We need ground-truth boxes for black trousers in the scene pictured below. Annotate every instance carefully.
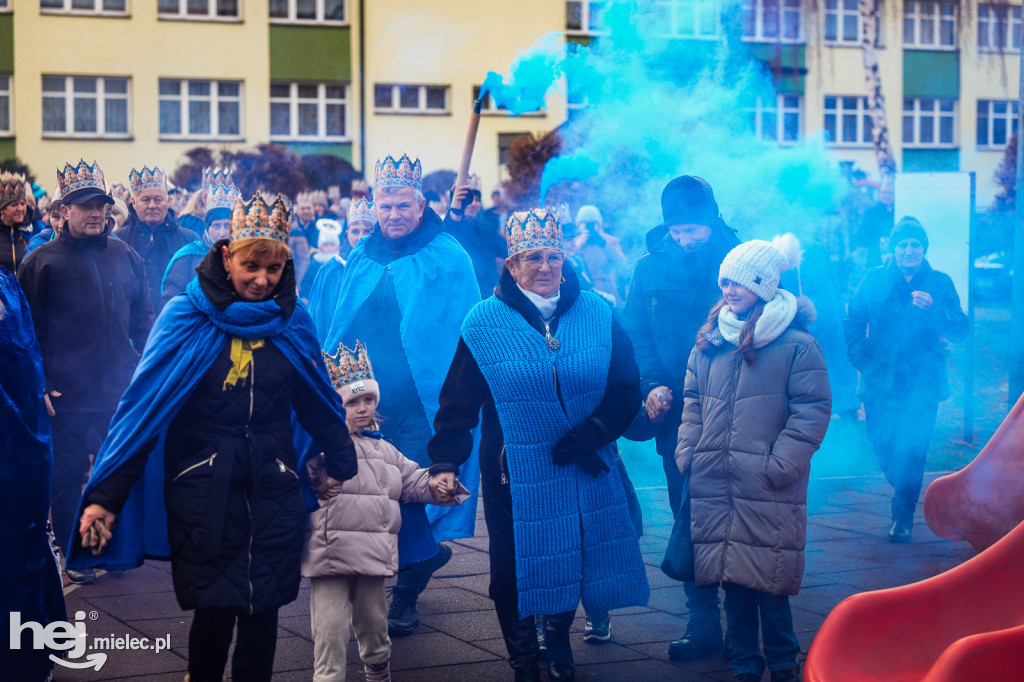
[188,607,278,682]
[654,401,686,516]
[50,409,112,554]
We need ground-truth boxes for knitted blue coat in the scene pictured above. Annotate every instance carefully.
[462,291,650,617]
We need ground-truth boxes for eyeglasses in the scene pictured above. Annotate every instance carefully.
[518,252,565,267]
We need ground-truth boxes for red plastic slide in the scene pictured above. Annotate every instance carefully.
[924,393,1024,551]
[804,519,1024,681]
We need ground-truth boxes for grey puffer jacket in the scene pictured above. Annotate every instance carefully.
[675,316,831,596]
[301,431,437,578]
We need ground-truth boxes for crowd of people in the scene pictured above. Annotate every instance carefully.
[1,153,968,682]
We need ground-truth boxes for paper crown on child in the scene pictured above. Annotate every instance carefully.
[322,341,380,403]
[374,154,422,191]
[0,171,26,208]
[230,191,292,244]
[128,166,167,194]
[56,160,113,205]
[506,209,563,257]
[203,168,241,214]
[347,198,376,225]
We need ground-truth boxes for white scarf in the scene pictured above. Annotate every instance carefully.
[717,290,798,349]
[517,283,560,321]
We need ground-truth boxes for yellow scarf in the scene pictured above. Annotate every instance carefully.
[223,337,265,390]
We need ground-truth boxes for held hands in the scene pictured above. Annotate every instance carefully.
[911,290,933,310]
[79,504,116,555]
[317,475,345,499]
[429,471,463,505]
[645,386,672,423]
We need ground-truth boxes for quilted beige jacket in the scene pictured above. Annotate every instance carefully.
[675,323,831,596]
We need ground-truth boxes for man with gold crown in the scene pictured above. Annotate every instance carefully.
[115,165,195,313]
[323,153,480,637]
[68,189,358,682]
[1,170,39,274]
[17,160,153,584]
[160,168,239,307]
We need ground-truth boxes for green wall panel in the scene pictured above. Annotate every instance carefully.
[903,148,959,172]
[0,14,13,73]
[903,50,959,98]
[269,25,351,82]
[746,43,806,94]
[281,141,352,162]
[0,139,16,162]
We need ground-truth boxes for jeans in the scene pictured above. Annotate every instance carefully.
[379,397,438,568]
[684,580,722,631]
[722,582,799,677]
[50,409,113,554]
[188,607,278,682]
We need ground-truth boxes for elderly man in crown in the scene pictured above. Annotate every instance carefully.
[17,160,154,584]
[322,153,481,637]
[115,165,196,314]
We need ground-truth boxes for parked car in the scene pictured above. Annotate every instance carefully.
[973,251,1013,302]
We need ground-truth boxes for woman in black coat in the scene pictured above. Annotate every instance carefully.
[844,217,968,542]
[73,195,357,682]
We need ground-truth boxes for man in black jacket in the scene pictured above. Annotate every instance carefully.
[1,171,36,274]
[18,161,153,582]
[114,166,195,315]
[621,175,739,661]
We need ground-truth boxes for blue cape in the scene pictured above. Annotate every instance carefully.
[323,229,482,540]
[306,254,346,340]
[159,239,207,294]
[67,277,348,571]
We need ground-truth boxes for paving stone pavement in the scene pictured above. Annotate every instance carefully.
[52,472,975,681]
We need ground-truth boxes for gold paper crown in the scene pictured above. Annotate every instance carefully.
[203,168,240,213]
[230,191,292,244]
[128,166,167,194]
[347,199,376,225]
[56,160,107,200]
[0,171,27,207]
[506,209,563,257]
[351,179,370,194]
[322,340,374,390]
[374,154,422,191]
[295,191,315,206]
[467,173,482,191]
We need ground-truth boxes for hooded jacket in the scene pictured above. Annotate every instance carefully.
[622,221,739,398]
[114,205,195,314]
[2,219,37,274]
[675,307,831,597]
[17,224,153,413]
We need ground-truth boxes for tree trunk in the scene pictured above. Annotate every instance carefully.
[860,0,897,181]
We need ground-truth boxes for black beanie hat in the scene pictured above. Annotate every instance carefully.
[661,175,720,226]
[890,216,929,253]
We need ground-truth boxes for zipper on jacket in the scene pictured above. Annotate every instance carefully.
[718,352,744,586]
[245,352,255,614]
[245,494,254,615]
[276,458,298,478]
[172,453,217,481]
[499,446,509,485]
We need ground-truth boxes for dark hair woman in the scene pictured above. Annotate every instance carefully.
[427,209,650,682]
[67,192,358,682]
[678,234,831,682]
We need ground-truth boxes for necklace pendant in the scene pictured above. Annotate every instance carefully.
[546,336,561,351]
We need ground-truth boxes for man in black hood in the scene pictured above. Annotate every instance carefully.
[621,175,739,661]
[18,161,153,584]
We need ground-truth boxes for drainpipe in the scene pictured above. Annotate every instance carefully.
[358,0,367,175]
[1013,21,1024,405]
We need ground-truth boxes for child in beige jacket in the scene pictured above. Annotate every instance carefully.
[303,341,468,682]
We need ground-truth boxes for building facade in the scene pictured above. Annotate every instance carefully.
[1,0,1020,206]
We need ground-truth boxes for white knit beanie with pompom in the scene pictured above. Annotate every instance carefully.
[718,233,803,301]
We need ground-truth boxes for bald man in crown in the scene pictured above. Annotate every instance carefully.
[323,154,480,637]
[115,166,196,313]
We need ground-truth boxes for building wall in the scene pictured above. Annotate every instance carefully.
[0,9,14,161]
[13,1,270,187]
[360,0,565,196]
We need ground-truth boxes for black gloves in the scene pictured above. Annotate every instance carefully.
[551,419,611,478]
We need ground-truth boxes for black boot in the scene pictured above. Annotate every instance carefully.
[388,543,453,637]
[494,599,541,681]
[545,610,576,681]
[668,621,724,661]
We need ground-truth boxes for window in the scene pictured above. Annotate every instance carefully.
[977,100,1018,147]
[40,0,127,15]
[978,4,1021,51]
[824,0,861,43]
[824,96,874,146]
[0,75,11,135]
[747,94,801,143]
[373,84,449,114]
[269,0,345,23]
[42,75,130,138]
[653,0,721,38]
[270,83,347,140]
[903,1,957,48]
[902,98,957,146]
[159,79,242,140]
[742,0,801,42]
[472,86,544,116]
[566,0,605,34]
[0,0,9,10]
[157,0,239,19]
